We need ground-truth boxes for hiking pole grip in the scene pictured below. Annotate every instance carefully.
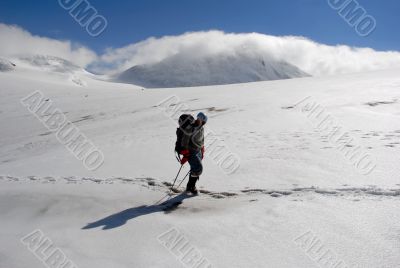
[175,150,182,163]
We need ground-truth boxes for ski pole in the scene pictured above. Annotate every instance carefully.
[170,164,183,190]
[175,171,190,189]
[153,166,186,205]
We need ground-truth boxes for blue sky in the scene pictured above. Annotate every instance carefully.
[0,0,398,53]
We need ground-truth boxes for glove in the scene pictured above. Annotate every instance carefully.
[181,157,188,165]
[180,149,190,165]
[201,146,205,159]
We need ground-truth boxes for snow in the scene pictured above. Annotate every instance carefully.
[0,61,399,267]
[114,51,309,88]
[15,55,82,73]
[0,58,16,72]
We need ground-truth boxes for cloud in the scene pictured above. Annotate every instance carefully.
[0,23,97,67]
[1,23,400,76]
[92,30,400,76]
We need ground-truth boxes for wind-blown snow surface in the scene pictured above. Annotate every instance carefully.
[115,51,309,88]
[0,65,400,267]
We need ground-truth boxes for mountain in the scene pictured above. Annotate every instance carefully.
[16,55,82,73]
[114,51,309,88]
[0,58,16,72]
[6,55,95,87]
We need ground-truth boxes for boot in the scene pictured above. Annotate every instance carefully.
[186,175,198,195]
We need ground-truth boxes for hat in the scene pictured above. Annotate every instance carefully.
[197,112,208,123]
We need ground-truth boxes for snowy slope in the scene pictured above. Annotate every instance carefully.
[0,66,399,268]
[114,51,309,88]
[15,55,83,73]
[3,55,102,87]
[0,58,16,72]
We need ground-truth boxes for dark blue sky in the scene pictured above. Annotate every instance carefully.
[0,0,398,53]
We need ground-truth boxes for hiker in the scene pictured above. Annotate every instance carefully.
[175,112,208,194]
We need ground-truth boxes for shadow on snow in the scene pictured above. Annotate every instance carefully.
[82,193,194,230]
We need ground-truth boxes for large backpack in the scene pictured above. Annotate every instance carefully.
[175,114,194,153]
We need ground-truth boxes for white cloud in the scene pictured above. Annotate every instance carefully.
[1,24,400,76]
[0,23,97,67]
[92,30,400,76]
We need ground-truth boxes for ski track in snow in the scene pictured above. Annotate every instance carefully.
[1,175,399,201]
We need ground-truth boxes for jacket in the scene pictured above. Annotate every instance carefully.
[181,124,204,151]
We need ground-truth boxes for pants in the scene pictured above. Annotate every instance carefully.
[188,150,203,177]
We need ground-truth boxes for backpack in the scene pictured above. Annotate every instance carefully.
[175,114,194,153]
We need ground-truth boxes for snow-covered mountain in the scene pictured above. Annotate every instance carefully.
[16,55,83,73]
[115,51,309,88]
[0,58,16,72]
[5,55,95,87]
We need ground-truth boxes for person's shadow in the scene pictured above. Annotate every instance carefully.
[82,193,194,230]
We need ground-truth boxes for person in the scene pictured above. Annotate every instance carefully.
[176,112,207,194]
